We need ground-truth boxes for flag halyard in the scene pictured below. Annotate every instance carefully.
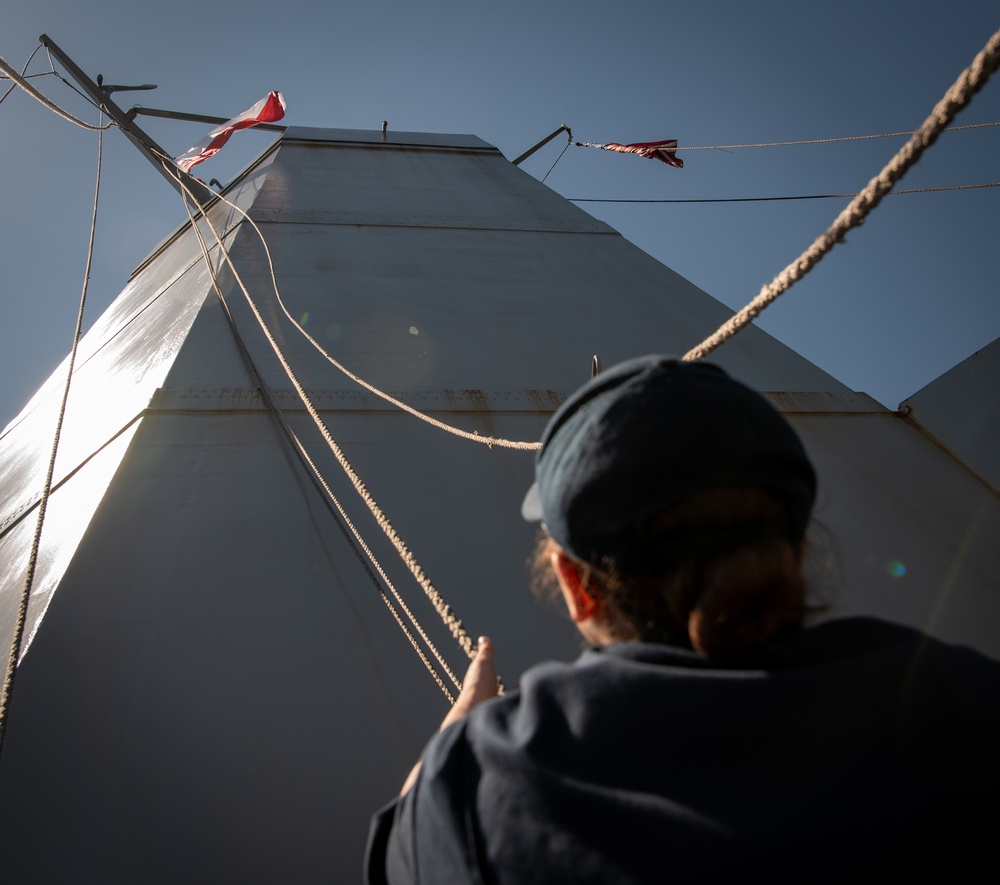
[579,138,683,168]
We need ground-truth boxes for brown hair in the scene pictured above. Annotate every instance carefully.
[532,488,819,658]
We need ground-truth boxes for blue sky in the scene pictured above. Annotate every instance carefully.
[1,1,997,426]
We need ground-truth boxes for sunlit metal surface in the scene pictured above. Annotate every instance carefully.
[0,128,996,883]
[0,153,276,667]
[787,403,1000,651]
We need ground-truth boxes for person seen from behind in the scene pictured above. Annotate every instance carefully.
[366,355,1000,884]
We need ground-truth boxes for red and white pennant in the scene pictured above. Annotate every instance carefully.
[175,91,286,173]
[577,138,683,168]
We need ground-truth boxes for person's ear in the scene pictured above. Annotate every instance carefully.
[551,550,603,623]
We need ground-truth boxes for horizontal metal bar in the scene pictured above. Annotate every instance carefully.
[129,105,286,132]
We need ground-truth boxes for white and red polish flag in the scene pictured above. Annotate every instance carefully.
[577,138,683,168]
[174,91,286,173]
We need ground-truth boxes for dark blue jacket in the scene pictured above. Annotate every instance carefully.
[367,618,1000,883]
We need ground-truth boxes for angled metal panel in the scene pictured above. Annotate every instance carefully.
[0,154,277,663]
[792,410,1000,655]
[900,336,1000,492]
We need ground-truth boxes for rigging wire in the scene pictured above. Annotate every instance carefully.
[682,24,1000,362]
[537,120,999,183]
[160,158,493,694]
[571,181,1000,203]
[42,46,112,115]
[0,112,105,763]
[540,139,571,184]
[174,188,461,700]
[676,120,1000,151]
[0,43,43,108]
[0,51,113,131]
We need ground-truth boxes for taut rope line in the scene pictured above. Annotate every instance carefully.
[683,25,1000,362]
[0,113,104,762]
[161,159,486,678]
[194,185,541,451]
[175,188,461,699]
[281,424,461,700]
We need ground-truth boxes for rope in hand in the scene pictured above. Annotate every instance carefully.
[0,113,104,763]
[0,51,113,131]
[161,159,495,691]
[682,25,1000,362]
[175,185,463,700]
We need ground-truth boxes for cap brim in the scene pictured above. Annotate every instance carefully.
[521,482,543,522]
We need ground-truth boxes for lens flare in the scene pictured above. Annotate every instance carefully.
[886,560,906,578]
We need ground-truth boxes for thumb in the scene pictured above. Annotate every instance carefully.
[464,636,497,702]
[440,636,498,730]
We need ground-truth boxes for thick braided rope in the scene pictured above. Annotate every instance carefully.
[164,165,478,662]
[0,116,104,761]
[683,25,1000,362]
[177,190,462,700]
[0,53,113,130]
[181,198,462,699]
[282,426,462,697]
[201,187,540,451]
